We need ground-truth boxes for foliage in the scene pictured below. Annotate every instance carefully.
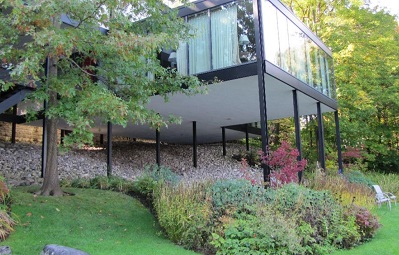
[283,0,399,173]
[153,182,213,252]
[366,171,399,195]
[345,205,380,242]
[0,0,203,195]
[211,206,304,255]
[264,183,361,251]
[232,150,260,167]
[306,168,375,208]
[261,141,307,188]
[132,165,180,198]
[344,170,374,187]
[0,178,14,241]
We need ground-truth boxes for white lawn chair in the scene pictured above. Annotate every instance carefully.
[372,185,397,210]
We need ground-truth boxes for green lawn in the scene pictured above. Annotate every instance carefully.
[2,187,199,255]
[333,204,399,255]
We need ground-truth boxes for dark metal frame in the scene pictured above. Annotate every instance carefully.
[193,121,197,167]
[156,129,161,166]
[292,90,303,181]
[317,102,326,170]
[335,110,343,173]
[107,121,112,177]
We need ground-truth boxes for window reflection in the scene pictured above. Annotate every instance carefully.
[262,0,336,100]
[176,0,256,75]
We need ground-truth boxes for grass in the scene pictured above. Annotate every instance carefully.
[1,186,199,255]
[332,204,399,255]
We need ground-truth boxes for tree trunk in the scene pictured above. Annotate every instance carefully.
[40,92,63,196]
[40,21,63,196]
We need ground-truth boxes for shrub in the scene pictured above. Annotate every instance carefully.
[264,183,361,251]
[0,178,15,241]
[211,206,305,255]
[210,179,265,216]
[345,170,374,187]
[260,141,307,188]
[306,168,375,209]
[345,205,380,242]
[153,182,212,251]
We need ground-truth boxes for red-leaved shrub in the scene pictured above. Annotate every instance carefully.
[260,141,307,188]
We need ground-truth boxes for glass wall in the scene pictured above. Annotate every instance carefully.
[176,0,256,75]
[262,0,336,99]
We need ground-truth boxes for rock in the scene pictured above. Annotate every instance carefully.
[41,244,90,255]
[0,246,11,255]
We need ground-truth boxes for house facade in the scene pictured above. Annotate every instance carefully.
[0,0,343,179]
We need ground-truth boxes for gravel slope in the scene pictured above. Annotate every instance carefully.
[0,141,262,187]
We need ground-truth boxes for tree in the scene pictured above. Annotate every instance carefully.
[0,0,203,195]
[282,0,399,172]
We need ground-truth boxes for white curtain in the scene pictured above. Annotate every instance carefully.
[211,5,239,69]
[188,14,211,74]
[176,41,188,75]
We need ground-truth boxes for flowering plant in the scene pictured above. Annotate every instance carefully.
[260,141,307,188]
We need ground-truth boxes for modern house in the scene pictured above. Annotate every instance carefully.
[0,0,343,180]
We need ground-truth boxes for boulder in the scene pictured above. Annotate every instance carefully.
[41,245,90,255]
[0,246,11,255]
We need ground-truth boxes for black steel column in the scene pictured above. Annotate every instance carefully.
[107,121,112,177]
[317,102,326,170]
[193,121,197,168]
[335,110,344,173]
[156,129,161,166]
[100,134,104,145]
[245,124,250,151]
[11,105,17,144]
[222,127,226,156]
[293,90,303,182]
[254,0,270,183]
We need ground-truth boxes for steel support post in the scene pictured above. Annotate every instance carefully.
[107,121,112,177]
[245,124,250,151]
[254,0,270,183]
[317,102,326,170]
[335,110,344,173]
[222,127,226,156]
[193,121,197,168]
[293,90,303,182]
[11,105,17,143]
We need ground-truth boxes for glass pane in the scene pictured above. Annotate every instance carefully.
[188,12,211,74]
[276,11,291,73]
[211,4,240,69]
[263,1,280,66]
[237,0,256,62]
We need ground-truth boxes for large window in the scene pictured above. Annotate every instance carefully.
[176,0,256,75]
[262,0,336,99]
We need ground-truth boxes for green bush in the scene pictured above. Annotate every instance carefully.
[153,182,212,252]
[210,179,265,216]
[211,206,305,255]
[345,205,380,242]
[345,170,374,187]
[264,184,361,251]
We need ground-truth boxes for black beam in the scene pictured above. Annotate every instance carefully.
[225,124,261,135]
[335,110,344,173]
[254,0,270,184]
[11,105,17,143]
[107,121,112,177]
[193,121,197,168]
[0,88,31,115]
[222,127,226,156]
[0,111,44,123]
[317,102,326,170]
[156,129,161,166]
[293,90,303,182]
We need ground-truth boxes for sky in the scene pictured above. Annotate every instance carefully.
[370,0,399,17]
